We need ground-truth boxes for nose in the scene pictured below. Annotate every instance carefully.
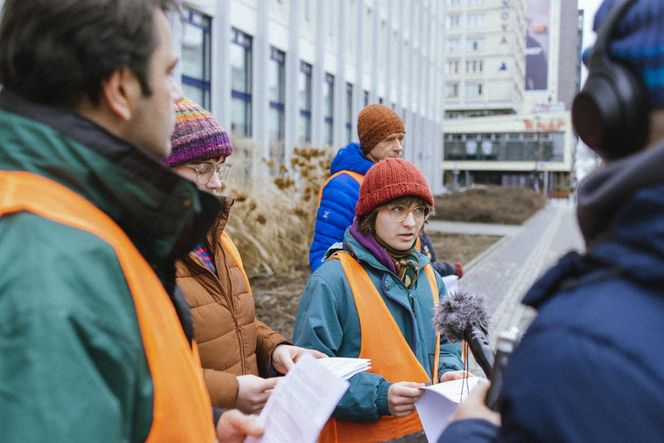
[171,79,183,103]
[393,139,404,155]
[206,171,222,194]
[402,210,417,227]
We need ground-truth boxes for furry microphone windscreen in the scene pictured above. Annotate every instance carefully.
[435,289,490,342]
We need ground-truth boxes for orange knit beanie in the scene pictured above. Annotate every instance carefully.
[357,104,405,155]
[355,158,433,217]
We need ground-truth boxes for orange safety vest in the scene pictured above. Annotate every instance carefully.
[318,252,440,443]
[0,170,215,442]
[317,170,365,203]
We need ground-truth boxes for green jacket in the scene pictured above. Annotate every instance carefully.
[0,91,219,442]
[293,227,463,422]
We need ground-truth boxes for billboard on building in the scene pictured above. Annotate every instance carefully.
[525,0,551,91]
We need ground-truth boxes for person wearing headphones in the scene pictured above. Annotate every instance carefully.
[439,0,664,441]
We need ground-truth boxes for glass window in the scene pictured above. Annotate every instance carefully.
[363,90,370,107]
[298,61,313,145]
[446,60,460,75]
[324,73,334,146]
[467,13,485,28]
[231,28,253,138]
[466,60,483,73]
[465,82,483,97]
[181,8,212,109]
[467,37,484,52]
[446,37,460,53]
[269,47,286,165]
[446,82,459,98]
[345,82,353,143]
[447,14,461,28]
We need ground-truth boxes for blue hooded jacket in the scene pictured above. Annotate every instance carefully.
[440,140,664,442]
[309,143,374,271]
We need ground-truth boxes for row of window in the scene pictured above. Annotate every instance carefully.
[447,0,486,6]
[444,132,565,162]
[446,12,485,29]
[446,36,485,54]
[445,82,483,99]
[446,60,484,75]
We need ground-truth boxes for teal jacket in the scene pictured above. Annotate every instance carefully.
[293,228,463,422]
[0,91,219,441]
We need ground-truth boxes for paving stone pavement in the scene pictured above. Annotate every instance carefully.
[428,199,585,376]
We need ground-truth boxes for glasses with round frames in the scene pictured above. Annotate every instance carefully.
[385,203,429,223]
[184,162,232,185]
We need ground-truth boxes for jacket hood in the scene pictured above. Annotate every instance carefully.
[526,141,664,307]
[330,142,374,175]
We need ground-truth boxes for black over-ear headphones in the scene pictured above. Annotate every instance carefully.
[572,0,649,160]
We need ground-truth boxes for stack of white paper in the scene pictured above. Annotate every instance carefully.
[245,354,350,443]
[316,357,371,380]
[414,377,481,442]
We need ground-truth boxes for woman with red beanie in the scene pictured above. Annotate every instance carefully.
[293,158,465,443]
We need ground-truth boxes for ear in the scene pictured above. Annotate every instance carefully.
[100,67,142,122]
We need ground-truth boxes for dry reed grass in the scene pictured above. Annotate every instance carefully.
[223,138,331,277]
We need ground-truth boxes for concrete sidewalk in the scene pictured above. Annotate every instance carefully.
[430,199,584,373]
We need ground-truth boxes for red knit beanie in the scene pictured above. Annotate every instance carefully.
[357,104,405,155]
[356,158,433,217]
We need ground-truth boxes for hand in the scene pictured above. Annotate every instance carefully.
[387,382,425,417]
[448,379,501,426]
[236,374,280,414]
[271,344,327,374]
[439,370,475,382]
[216,409,264,443]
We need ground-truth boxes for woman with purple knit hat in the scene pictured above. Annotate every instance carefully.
[165,98,324,415]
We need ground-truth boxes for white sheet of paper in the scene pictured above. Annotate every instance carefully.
[244,353,349,443]
[415,377,480,442]
[316,357,371,380]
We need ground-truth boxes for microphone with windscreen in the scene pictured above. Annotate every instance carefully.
[435,289,494,378]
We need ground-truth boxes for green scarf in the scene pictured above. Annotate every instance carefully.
[375,237,420,289]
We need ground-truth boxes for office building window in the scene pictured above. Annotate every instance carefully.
[181,8,212,109]
[446,82,459,98]
[467,13,485,28]
[231,28,252,137]
[446,60,460,75]
[447,14,461,28]
[298,61,313,145]
[363,90,370,107]
[466,60,483,73]
[446,37,460,53]
[324,73,334,146]
[467,37,484,52]
[447,0,461,5]
[345,82,353,143]
[268,47,286,165]
[465,82,483,97]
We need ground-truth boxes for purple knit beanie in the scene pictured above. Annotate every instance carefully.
[163,97,233,167]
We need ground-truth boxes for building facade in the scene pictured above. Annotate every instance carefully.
[176,0,448,193]
[442,0,582,196]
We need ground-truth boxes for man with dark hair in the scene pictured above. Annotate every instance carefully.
[0,1,261,441]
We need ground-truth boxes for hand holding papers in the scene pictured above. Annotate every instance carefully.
[414,377,480,442]
[245,355,370,443]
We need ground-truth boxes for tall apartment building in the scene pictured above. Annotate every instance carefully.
[172,0,448,193]
[442,0,582,196]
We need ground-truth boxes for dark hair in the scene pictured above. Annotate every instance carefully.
[0,0,179,108]
[357,196,434,235]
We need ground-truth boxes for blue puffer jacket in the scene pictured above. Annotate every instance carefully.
[295,227,463,422]
[309,143,374,271]
[441,141,664,442]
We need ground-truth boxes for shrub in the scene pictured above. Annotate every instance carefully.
[223,139,331,277]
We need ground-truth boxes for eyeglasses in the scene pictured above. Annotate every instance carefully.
[385,203,430,223]
[184,162,232,185]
